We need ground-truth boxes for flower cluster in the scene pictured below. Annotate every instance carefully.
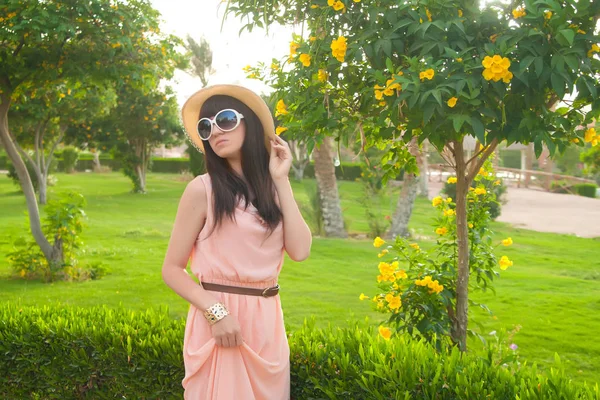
[482,55,513,83]
[299,53,311,67]
[374,74,402,101]
[327,0,345,11]
[512,7,526,19]
[587,44,599,58]
[275,99,288,117]
[419,68,434,81]
[585,128,598,146]
[415,276,444,294]
[330,36,347,62]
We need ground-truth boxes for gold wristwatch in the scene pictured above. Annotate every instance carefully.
[204,302,229,325]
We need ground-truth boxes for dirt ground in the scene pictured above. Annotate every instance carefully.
[428,181,600,239]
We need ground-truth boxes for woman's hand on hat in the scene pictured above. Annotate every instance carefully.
[269,136,292,182]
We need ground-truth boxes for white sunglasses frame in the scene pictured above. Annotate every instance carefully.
[197,109,245,141]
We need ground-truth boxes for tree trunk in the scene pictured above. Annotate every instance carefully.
[453,139,470,351]
[388,136,420,239]
[0,90,62,268]
[92,151,102,171]
[388,173,418,238]
[312,137,347,238]
[290,139,309,182]
[418,140,429,197]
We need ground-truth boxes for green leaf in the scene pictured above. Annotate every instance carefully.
[564,55,579,72]
[550,54,565,74]
[382,39,392,58]
[423,103,435,124]
[551,73,565,99]
[432,90,442,107]
[470,116,485,143]
[519,56,535,73]
[451,114,468,133]
[534,57,544,77]
[556,29,575,47]
[385,57,393,72]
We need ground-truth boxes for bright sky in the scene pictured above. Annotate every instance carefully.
[150,0,296,107]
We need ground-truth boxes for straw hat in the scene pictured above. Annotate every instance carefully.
[181,84,276,154]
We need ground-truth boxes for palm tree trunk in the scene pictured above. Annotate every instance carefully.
[312,137,347,238]
[388,136,420,238]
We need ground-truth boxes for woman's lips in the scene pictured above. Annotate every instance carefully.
[214,139,228,146]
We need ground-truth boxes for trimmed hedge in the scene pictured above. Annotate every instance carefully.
[1,303,597,399]
[551,181,598,198]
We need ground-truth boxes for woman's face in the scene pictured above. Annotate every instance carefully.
[206,110,246,160]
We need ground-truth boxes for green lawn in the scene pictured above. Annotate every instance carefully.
[1,172,599,385]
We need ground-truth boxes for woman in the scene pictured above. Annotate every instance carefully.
[162,84,312,400]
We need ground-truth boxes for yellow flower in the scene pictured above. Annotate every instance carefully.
[499,255,513,270]
[378,262,395,277]
[379,101,386,106]
[359,293,369,300]
[544,10,552,19]
[379,326,392,340]
[332,1,345,11]
[299,53,311,67]
[432,196,443,207]
[59,93,66,99]
[482,55,512,83]
[391,261,399,269]
[584,128,597,143]
[447,176,457,184]
[443,209,456,217]
[468,223,474,228]
[373,236,385,248]
[458,9,463,17]
[425,8,432,21]
[374,90,383,100]
[242,65,252,72]
[587,44,600,57]
[447,97,458,108]
[19,269,26,277]
[327,0,335,5]
[409,243,420,251]
[512,7,526,19]
[289,41,300,57]
[445,197,452,203]
[310,4,319,8]
[388,295,402,310]
[395,269,408,279]
[419,68,435,81]
[331,36,347,62]
[386,79,401,91]
[309,36,317,42]
[578,29,586,34]
[435,227,448,235]
[318,69,328,82]
[494,180,501,185]
[271,62,279,70]
[276,126,288,135]
[474,187,487,195]
[275,99,288,117]
[378,249,389,258]
[383,87,394,96]
[456,57,463,63]
[502,237,513,246]
[353,0,361,2]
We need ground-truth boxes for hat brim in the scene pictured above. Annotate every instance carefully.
[181,84,276,154]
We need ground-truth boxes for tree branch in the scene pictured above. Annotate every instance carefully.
[466,137,499,183]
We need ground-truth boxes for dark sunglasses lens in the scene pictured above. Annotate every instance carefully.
[216,110,238,131]
[198,119,212,139]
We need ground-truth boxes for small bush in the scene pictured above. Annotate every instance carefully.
[0,305,598,400]
[574,183,597,198]
[186,145,206,176]
[551,181,598,198]
[61,146,80,173]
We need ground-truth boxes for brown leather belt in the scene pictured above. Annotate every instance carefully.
[201,282,280,297]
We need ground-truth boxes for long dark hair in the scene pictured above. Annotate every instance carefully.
[200,95,282,235]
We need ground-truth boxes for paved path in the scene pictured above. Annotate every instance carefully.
[428,181,600,238]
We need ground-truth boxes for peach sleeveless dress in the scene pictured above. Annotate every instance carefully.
[182,173,290,400]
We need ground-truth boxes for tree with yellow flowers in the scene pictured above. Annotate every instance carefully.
[227,0,600,350]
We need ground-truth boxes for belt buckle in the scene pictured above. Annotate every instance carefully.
[262,284,280,297]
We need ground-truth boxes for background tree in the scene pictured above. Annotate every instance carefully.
[185,35,215,87]
[0,0,183,270]
[227,0,600,350]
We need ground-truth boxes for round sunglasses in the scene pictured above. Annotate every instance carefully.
[197,109,245,141]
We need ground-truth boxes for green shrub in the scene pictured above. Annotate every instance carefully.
[0,152,7,170]
[551,182,598,198]
[186,145,206,176]
[149,157,190,174]
[442,174,507,220]
[61,146,80,174]
[574,183,597,198]
[0,304,598,400]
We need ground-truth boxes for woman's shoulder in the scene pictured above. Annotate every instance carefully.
[183,173,211,203]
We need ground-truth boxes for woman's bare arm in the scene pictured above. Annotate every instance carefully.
[161,177,220,311]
